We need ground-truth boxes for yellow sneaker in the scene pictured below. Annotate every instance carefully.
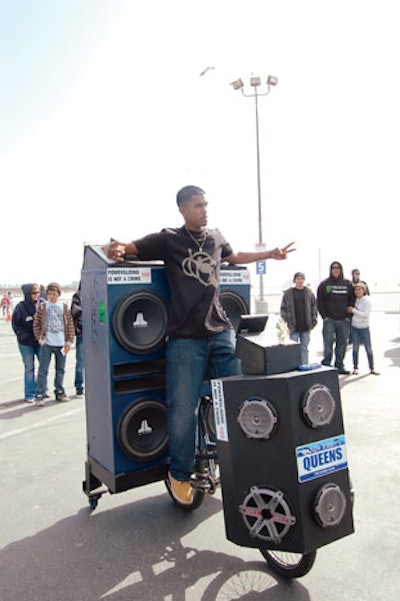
[168,472,194,505]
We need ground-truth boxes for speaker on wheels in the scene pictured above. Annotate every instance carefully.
[211,367,354,554]
[81,245,171,495]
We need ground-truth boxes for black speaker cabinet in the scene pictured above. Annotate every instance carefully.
[211,367,354,554]
[81,245,171,494]
[236,331,302,375]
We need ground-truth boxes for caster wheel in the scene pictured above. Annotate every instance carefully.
[89,497,98,510]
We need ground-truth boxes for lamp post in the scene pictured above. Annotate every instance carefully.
[231,75,278,312]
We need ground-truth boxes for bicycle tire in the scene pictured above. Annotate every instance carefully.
[201,561,280,600]
[260,548,317,579]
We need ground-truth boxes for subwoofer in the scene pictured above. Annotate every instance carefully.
[112,291,168,353]
[211,367,354,554]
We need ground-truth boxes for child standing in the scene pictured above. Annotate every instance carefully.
[347,282,379,376]
[33,282,75,406]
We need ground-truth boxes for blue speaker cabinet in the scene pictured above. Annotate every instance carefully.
[81,245,251,500]
[220,265,251,331]
[81,245,171,496]
[211,367,354,554]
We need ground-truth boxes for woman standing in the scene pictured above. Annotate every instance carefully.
[347,283,379,375]
[11,284,44,403]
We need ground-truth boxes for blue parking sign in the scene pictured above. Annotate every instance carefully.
[256,261,266,275]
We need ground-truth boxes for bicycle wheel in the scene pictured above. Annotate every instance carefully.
[260,548,317,579]
[201,562,279,600]
[164,478,205,511]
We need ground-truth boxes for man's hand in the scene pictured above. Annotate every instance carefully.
[270,241,296,260]
[102,240,127,262]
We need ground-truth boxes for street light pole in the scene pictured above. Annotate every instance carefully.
[231,75,278,311]
[254,87,263,247]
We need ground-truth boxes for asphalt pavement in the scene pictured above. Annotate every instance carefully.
[0,311,399,600]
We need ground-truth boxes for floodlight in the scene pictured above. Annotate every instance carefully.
[267,75,278,86]
[231,78,244,90]
[250,76,262,87]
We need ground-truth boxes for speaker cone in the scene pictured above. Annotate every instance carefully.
[302,384,336,428]
[113,291,168,353]
[239,487,296,543]
[314,483,347,527]
[117,398,168,461]
[220,290,249,332]
[237,398,278,439]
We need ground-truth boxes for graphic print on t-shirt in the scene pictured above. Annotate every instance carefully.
[181,249,218,288]
[47,303,64,333]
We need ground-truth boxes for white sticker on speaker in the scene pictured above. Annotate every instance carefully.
[107,268,152,284]
[220,269,250,285]
[211,380,229,441]
[296,435,348,483]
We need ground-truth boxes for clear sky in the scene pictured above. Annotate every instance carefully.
[1,0,398,291]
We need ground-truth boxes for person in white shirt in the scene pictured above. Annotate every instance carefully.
[347,283,379,375]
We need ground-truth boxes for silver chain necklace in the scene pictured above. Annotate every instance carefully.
[185,226,208,252]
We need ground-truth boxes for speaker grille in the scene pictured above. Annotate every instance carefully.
[302,384,336,428]
[237,398,278,439]
[314,483,347,527]
[239,487,296,543]
[117,398,168,461]
[112,291,168,353]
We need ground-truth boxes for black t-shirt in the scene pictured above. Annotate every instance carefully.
[134,227,234,338]
[292,287,308,332]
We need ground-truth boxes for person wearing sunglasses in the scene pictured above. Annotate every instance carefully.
[317,261,354,375]
[11,284,44,403]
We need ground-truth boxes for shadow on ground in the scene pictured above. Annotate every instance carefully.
[0,494,310,601]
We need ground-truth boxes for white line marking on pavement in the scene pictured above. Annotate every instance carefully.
[0,406,85,440]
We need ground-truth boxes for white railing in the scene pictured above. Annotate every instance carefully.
[252,290,400,315]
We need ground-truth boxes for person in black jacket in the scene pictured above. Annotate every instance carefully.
[12,283,44,403]
[317,261,354,374]
[71,285,84,398]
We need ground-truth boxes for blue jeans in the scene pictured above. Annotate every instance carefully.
[74,335,84,391]
[289,331,310,365]
[36,345,66,396]
[322,319,350,370]
[351,326,374,370]
[18,343,40,400]
[166,329,240,481]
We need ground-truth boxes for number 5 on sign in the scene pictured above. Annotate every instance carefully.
[256,261,266,275]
